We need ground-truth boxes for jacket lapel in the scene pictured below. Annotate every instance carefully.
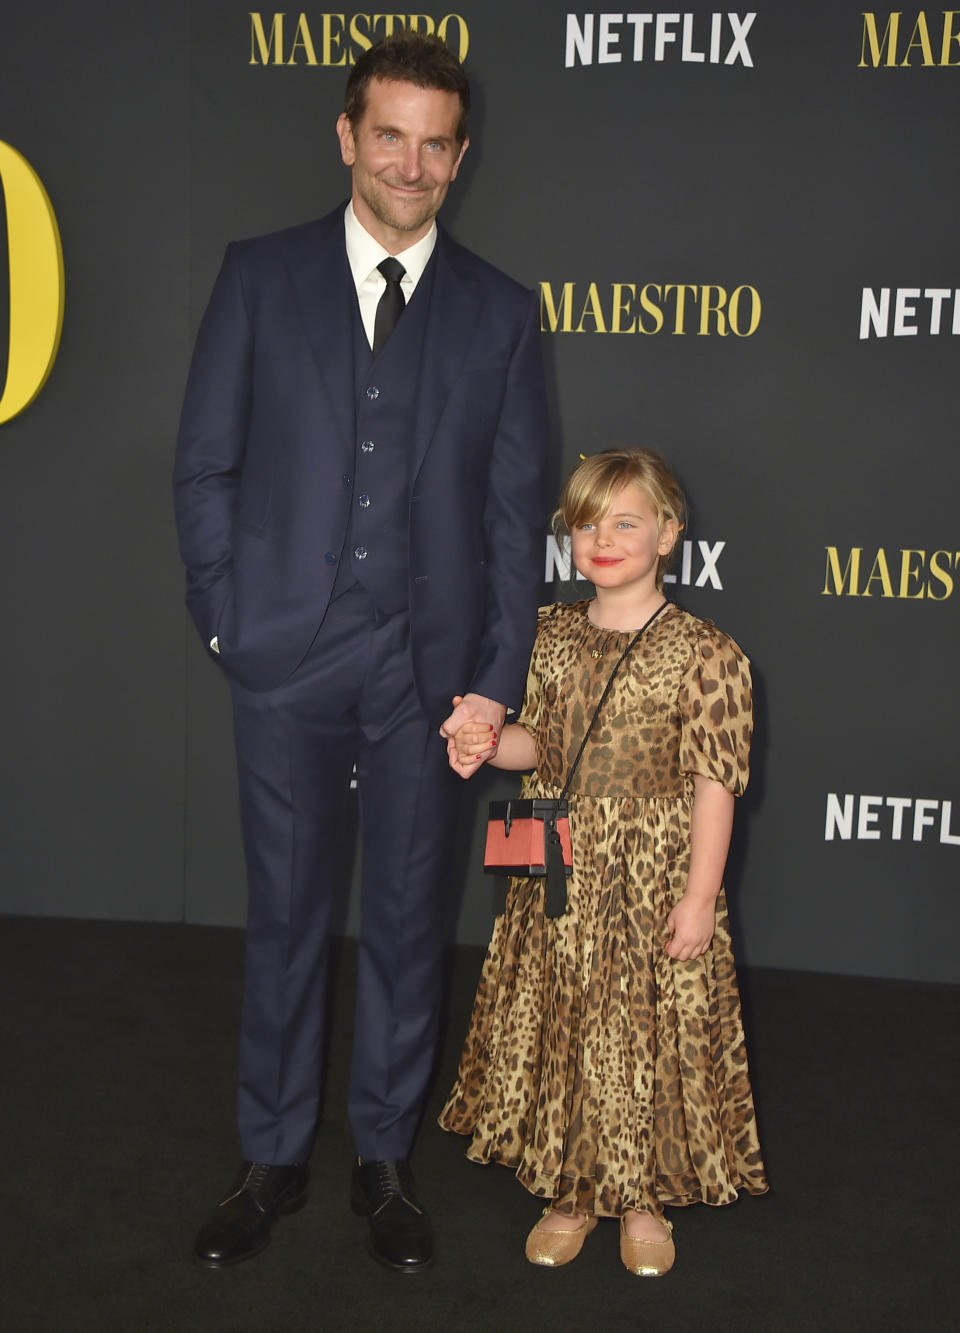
[411,228,484,478]
[280,209,355,449]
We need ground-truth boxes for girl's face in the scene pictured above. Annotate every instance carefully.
[570,481,677,596]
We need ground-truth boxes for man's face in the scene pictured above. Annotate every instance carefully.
[336,77,468,252]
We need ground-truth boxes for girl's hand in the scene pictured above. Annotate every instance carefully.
[441,694,501,779]
[455,721,498,760]
[446,734,484,778]
[445,715,498,779]
[664,893,716,961]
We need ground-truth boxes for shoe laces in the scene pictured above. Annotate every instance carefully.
[372,1159,421,1214]
[243,1162,272,1190]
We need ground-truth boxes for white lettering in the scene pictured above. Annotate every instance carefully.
[679,11,704,60]
[886,795,912,840]
[564,12,756,68]
[545,534,575,581]
[598,12,623,62]
[565,13,595,66]
[860,287,889,338]
[825,792,854,840]
[893,287,920,337]
[726,11,756,66]
[710,10,722,60]
[925,287,951,334]
[695,539,725,589]
[857,795,883,840]
[654,12,680,60]
[827,793,960,845]
[941,800,960,846]
[913,798,939,841]
[626,13,652,59]
[861,287,960,339]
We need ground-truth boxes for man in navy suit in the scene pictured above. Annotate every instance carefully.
[174,31,547,1271]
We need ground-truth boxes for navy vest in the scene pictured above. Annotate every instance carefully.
[332,255,437,614]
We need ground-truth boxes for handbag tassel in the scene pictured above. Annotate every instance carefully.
[544,814,567,918]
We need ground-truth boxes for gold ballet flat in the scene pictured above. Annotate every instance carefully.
[525,1208,598,1267]
[619,1214,675,1277]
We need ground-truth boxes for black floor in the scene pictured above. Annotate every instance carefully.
[1,917,956,1332]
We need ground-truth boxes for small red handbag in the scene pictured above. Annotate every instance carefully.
[481,600,669,918]
[483,798,572,876]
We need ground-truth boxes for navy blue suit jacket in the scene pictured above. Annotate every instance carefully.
[174,206,548,722]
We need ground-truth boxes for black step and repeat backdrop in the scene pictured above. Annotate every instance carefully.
[1,3,957,982]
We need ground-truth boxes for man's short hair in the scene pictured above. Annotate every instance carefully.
[343,31,470,145]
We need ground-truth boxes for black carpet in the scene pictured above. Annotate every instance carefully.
[1,917,956,1332]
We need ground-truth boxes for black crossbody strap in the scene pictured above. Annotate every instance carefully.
[557,599,669,805]
[542,599,669,918]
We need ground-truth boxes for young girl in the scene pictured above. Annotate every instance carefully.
[439,449,767,1276]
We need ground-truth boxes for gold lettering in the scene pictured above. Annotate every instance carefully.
[373,14,406,40]
[901,10,934,63]
[729,284,761,336]
[249,11,285,65]
[576,282,607,334]
[320,13,347,65]
[349,12,373,58]
[928,550,956,599]
[822,546,862,596]
[288,12,318,64]
[539,282,575,333]
[859,11,902,66]
[0,141,66,425]
[537,280,760,337]
[637,284,664,335]
[898,548,926,598]
[406,13,436,36]
[610,283,637,334]
[436,14,469,61]
[698,284,728,336]
[863,548,894,598]
[663,284,698,335]
[941,9,960,62]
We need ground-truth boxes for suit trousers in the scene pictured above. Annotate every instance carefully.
[228,586,460,1165]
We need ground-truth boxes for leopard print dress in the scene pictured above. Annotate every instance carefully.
[439,600,768,1218]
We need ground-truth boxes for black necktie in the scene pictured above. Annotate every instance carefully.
[372,258,406,354]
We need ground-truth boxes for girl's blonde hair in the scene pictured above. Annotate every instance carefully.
[553,448,687,590]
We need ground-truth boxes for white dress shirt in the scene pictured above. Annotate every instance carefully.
[343,199,438,348]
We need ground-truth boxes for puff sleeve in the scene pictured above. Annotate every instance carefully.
[678,625,752,796]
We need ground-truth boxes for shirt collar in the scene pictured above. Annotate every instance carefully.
[343,200,437,290]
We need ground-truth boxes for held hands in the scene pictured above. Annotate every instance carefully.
[664,892,717,961]
[440,694,506,780]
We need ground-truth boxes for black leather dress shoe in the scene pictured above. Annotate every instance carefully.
[194,1161,309,1267]
[350,1157,433,1271]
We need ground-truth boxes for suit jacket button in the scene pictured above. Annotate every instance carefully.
[342,474,351,487]
[354,546,368,560]
[324,552,336,566]
[358,494,371,508]
[361,439,375,453]
[366,385,380,400]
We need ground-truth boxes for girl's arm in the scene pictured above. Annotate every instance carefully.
[665,775,734,961]
[446,720,537,777]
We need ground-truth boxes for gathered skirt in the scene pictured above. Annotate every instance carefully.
[439,789,768,1218]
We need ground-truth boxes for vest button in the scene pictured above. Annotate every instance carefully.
[354,546,368,560]
[361,439,375,453]
[324,552,336,566]
[341,474,351,487]
[366,385,380,400]
[358,494,371,509]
